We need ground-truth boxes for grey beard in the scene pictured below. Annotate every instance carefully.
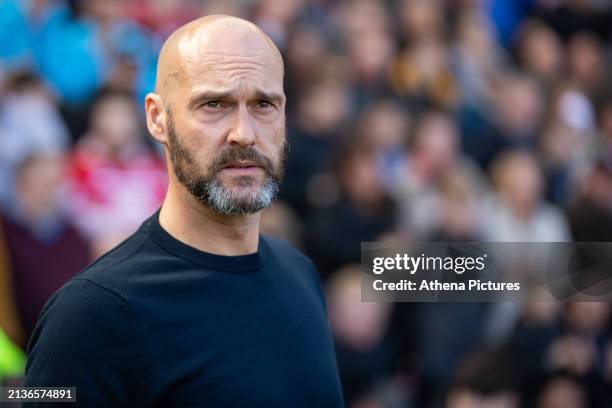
[165,110,285,216]
[199,176,279,215]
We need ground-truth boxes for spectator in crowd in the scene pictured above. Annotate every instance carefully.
[480,150,572,346]
[124,0,200,41]
[452,7,505,112]
[306,132,398,280]
[510,299,612,406]
[550,303,610,373]
[252,0,305,49]
[0,153,90,343]
[397,0,446,44]
[35,0,157,105]
[391,37,457,110]
[471,72,544,169]
[509,298,563,399]
[283,23,335,102]
[481,150,571,242]
[430,169,484,242]
[514,19,564,89]
[0,71,69,208]
[66,87,167,256]
[539,84,596,204]
[568,161,612,241]
[566,31,606,99]
[327,265,398,407]
[280,78,350,218]
[358,99,410,151]
[391,109,479,240]
[536,373,588,408]
[446,349,519,408]
[346,24,396,108]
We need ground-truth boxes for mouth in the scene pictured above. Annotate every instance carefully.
[219,161,263,176]
[222,160,260,169]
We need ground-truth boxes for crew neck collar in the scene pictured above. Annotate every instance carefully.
[143,209,267,272]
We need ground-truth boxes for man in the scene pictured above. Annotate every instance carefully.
[2,153,90,345]
[24,15,344,407]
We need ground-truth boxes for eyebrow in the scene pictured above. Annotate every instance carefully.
[188,91,231,110]
[254,90,284,105]
[188,88,284,110]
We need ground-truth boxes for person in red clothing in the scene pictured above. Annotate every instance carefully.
[67,88,168,256]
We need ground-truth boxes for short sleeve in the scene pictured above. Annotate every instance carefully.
[23,279,158,407]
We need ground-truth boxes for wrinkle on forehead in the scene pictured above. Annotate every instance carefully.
[155,15,284,101]
[189,53,269,67]
[186,58,273,87]
[186,54,270,77]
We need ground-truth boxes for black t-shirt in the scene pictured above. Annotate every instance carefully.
[24,211,344,407]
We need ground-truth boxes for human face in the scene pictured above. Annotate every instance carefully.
[167,111,287,215]
[162,23,287,215]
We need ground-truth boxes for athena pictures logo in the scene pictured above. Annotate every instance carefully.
[361,242,612,302]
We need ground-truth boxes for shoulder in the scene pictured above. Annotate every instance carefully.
[34,224,161,334]
[24,278,159,403]
[32,278,137,341]
[76,225,157,287]
[26,278,143,379]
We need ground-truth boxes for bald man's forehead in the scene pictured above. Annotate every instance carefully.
[178,19,277,58]
[188,56,274,81]
[155,16,284,100]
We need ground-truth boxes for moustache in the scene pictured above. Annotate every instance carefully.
[209,147,274,174]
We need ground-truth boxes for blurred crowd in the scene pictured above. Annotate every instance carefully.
[1,0,612,406]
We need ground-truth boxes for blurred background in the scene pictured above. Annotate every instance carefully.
[1,0,612,406]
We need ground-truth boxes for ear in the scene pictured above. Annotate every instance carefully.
[145,93,167,145]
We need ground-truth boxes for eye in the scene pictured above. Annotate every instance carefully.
[202,101,223,109]
[256,100,274,110]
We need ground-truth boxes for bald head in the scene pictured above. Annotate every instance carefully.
[145,15,287,219]
[155,15,284,101]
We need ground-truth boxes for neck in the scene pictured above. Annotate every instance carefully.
[159,181,261,256]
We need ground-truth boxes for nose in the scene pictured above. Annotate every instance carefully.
[227,105,256,147]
